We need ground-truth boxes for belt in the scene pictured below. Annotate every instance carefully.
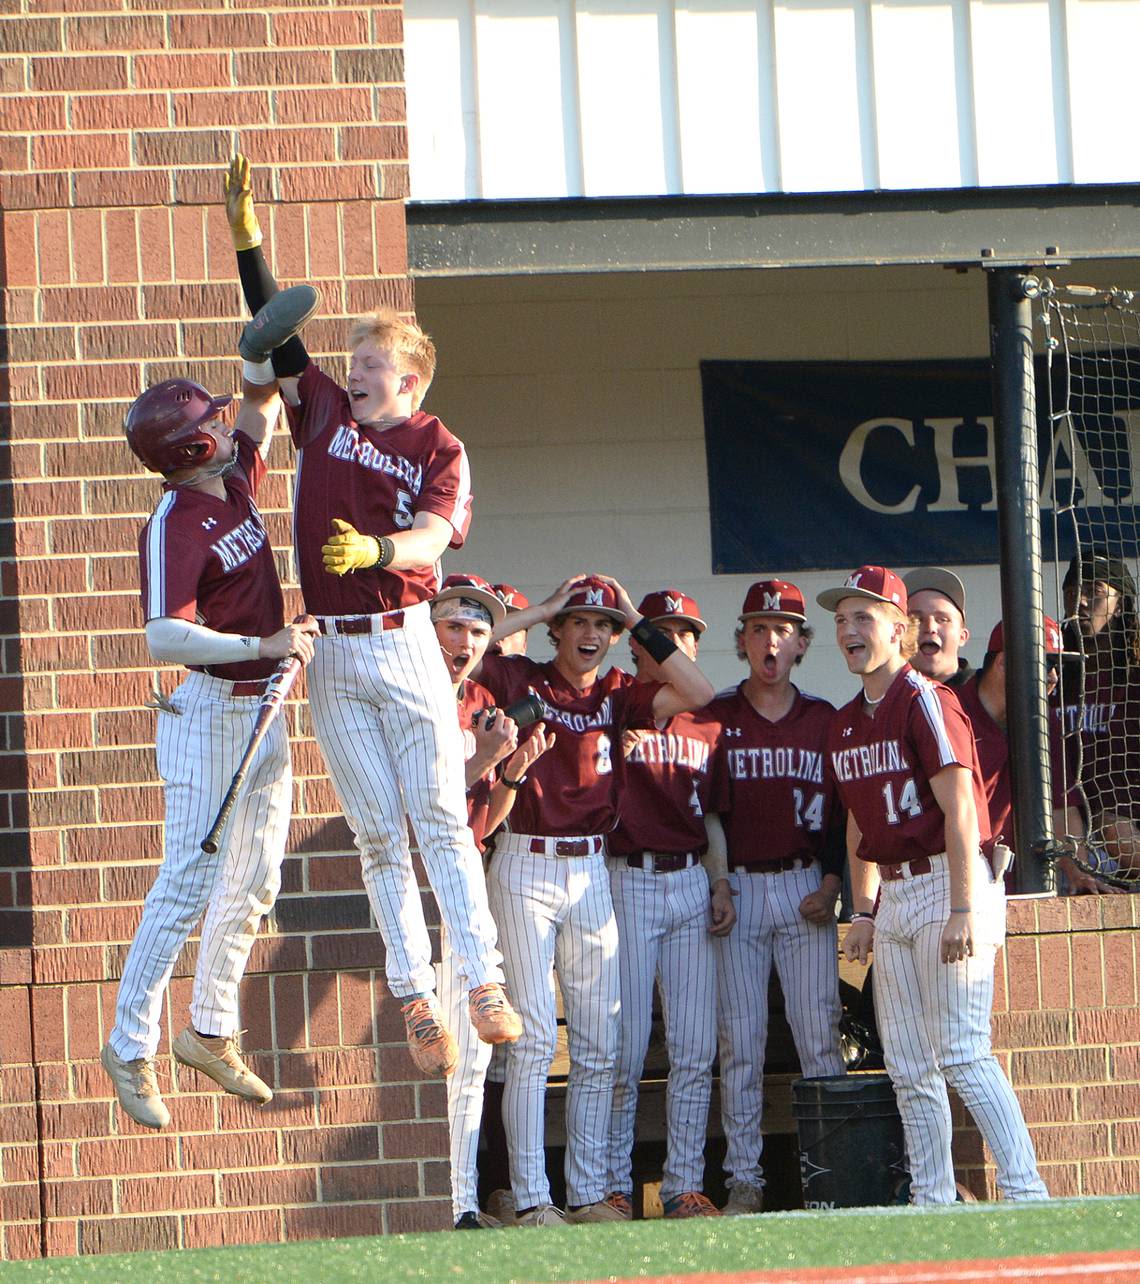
[316,610,405,637]
[527,836,605,858]
[879,856,933,881]
[732,857,814,874]
[625,851,698,873]
[229,679,269,698]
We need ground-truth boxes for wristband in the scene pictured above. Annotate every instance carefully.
[242,358,276,386]
[851,911,875,923]
[950,906,971,914]
[502,776,526,790]
[630,616,679,665]
[375,536,395,569]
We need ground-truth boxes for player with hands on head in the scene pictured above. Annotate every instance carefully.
[490,584,532,657]
[703,580,847,1215]
[429,575,554,1229]
[820,566,1047,1204]
[223,156,519,1078]
[102,375,318,1130]
[605,589,732,1222]
[472,574,715,1226]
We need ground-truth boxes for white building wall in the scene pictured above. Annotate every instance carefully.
[405,0,1140,201]
[416,260,1140,703]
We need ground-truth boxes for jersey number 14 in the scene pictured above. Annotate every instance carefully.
[882,777,922,825]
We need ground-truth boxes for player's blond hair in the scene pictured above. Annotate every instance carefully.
[347,309,436,410]
[870,601,919,659]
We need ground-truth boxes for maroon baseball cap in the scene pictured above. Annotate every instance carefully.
[638,588,706,634]
[817,566,908,613]
[739,579,806,623]
[558,576,628,627]
[493,583,530,613]
[433,573,506,626]
[987,615,1069,656]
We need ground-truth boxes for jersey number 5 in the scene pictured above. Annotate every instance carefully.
[882,777,922,825]
[393,489,414,529]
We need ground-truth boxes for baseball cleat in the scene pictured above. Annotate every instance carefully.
[602,1191,633,1219]
[172,1028,272,1103]
[721,1180,765,1215]
[663,1191,721,1218]
[100,1043,171,1130]
[485,1188,516,1225]
[454,1209,501,1229]
[513,1203,566,1227]
[565,1199,628,1224]
[468,982,522,1044]
[238,284,321,362]
[400,997,460,1077]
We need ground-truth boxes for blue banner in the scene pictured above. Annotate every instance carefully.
[701,356,1140,574]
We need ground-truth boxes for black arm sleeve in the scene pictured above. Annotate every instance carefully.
[236,245,310,378]
[820,805,847,880]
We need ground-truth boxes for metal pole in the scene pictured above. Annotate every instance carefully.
[986,266,1056,895]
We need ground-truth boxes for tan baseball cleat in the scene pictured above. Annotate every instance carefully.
[513,1203,567,1228]
[602,1191,633,1219]
[468,982,522,1044]
[100,1043,171,1130]
[172,1028,272,1103]
[565,1199,629,1224]
[722,1180,765,1215]
[400,998,460,1077]
[485,1188,517,1225]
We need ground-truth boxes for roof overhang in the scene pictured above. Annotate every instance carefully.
[407,183,1140,278]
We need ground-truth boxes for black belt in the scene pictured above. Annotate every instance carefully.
[625,851,698,873]
[879,856,932,881]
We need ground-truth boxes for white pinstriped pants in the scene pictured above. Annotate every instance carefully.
[439,930,493,1220]
[606,860,717,1201]
[872,852,1048,1204]
[110,672,291,1061]
[307,603,503,999]
[715,865,846,1190]
[487,841,620,1209]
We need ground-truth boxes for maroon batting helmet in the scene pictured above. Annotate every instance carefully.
[124,379,232,475]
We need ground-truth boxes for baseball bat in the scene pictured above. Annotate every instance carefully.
[200,654,302,854]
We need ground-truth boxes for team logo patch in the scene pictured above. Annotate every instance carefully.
[201,517,218,530]
[585,588,604,606]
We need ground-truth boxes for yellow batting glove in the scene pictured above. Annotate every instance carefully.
[224,153,263,252]
[322,518,382,577]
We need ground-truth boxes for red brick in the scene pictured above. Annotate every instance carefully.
[385,1199,450,1234]
[381,1119,447,1159]
[1083,1158,1140,1194]
[0,17,62,53]
[73,167,170,209]
[283,1202,382,1241]
[31,54,127,92]
[1113,1121,1140,1155]
[180,1129,279,1172]
[75,1134,178,1178]
[1012,1046,1108,1087]
[1113,1044,1140,1079]
[0,170,70,210]
[236,126,336,165]
[372,7,404,45]
[3,210,36,287]
[375,201,408,276]
[41,284,137,323]
[377,86,406,124]
[279,164,376,204]
[66,14,165,51]
[219,1167,318,1207]
[29,866,100,905]
[71,91,167,131]
[43,1177,114,1217]
[276,86,373,125]
[280,1124,379,1166]
[234,50,332,87]
[69,207,105,284]
[81,1216,177,1256]
[1075,1008,1140,1046]
[170,12,267,49]
[379,161,410,201]
[345,276,414,316]
[35,130,129,171]
[340,124,407,164]
[143,281,242,320]
[182,1210,279,1250]
[0,93,65,131]
[1081,1083,1140,1119]
[98,784,164,824]
[1027,1121,1110,1162]
[119,1172,216,1213]
[336,47,402,86]
[173,89,269,127]
[322,1160,418,1201]
[32,945,104,985]
[1104,930,1138,1005]
[134,53,230,90]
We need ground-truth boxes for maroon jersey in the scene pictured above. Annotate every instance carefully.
[827,667,991,865]
[608,708,729,857]
[457,678,496,851]
[286,363,473,616]
[1059,664,1140,819]
[138,432,282,682]
[478,653,660,837]
[957,675,1075,849]
[707,685,843,871]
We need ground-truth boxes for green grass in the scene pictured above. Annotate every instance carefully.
[3,1198,1138,1283]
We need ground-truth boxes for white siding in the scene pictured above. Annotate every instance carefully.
[405,0,1140,200]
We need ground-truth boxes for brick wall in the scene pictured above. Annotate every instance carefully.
[956,897,1140,1199]
[0,1,456,1260]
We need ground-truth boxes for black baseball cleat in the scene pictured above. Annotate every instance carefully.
[454,1209,501,1229]
[239,284,321,362]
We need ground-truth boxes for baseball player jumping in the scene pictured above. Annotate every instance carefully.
[223,156,519,1076]
[474,576,715,1226]
[705,580,847,1215]
[102,377,318,1129]
[605,589,735,1220]
[820,566,1048,1204]
[429,573,554,1228]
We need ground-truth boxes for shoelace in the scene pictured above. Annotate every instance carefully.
[668,1192,715,1216]
[604,1192,632,1216]
[125,1059,162,1097]
[469,986,509,1016]
[402,1001,449,1047]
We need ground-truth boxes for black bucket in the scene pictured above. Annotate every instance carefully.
[791,1073,909,1209]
